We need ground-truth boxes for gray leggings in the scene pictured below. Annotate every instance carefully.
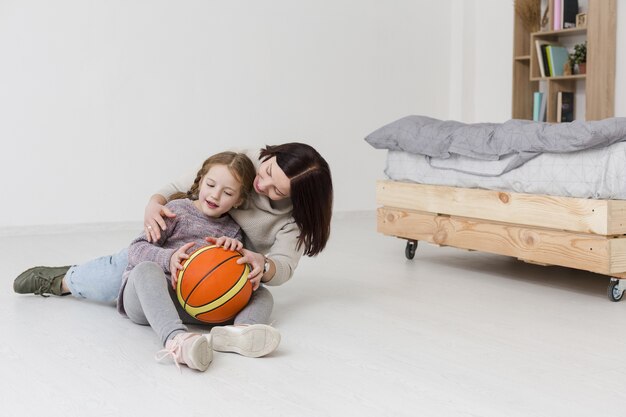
[123,261,274,346]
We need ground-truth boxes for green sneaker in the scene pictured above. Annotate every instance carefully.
[13,266,70,297]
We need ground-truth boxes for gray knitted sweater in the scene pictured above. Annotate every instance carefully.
[117,198,242,315]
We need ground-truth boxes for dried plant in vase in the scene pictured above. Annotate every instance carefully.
[514,0,541,33]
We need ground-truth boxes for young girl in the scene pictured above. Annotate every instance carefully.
[119,151,263,372]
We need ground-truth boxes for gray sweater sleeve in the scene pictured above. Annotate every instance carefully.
[127,217,178,274]
[264,220,302,286]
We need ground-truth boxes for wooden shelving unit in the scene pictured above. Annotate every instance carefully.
[511,0,616,122]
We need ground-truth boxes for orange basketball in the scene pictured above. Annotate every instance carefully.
[176,245,252,324]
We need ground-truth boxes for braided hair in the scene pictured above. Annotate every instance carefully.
[169,152,255,206]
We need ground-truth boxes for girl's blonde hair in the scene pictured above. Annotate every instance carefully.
[170,152,255,207]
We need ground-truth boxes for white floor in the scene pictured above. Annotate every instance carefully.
[2,212,626,417]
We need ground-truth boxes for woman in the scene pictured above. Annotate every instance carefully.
[14,142,333,358]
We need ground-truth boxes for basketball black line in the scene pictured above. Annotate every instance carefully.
[186,258,247,309]
[195,267,249,319]
[183,253,244,308]
[182,253,239,307]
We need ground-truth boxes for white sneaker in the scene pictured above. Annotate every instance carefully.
[156,332,213,371]
[211,324,281,358]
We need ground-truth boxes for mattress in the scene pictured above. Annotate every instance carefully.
[385,141,626,199]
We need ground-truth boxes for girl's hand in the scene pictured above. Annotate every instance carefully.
[236,248,266,291]
[205,236,243,252]
[144,196,176,243]
[169,242,196,289]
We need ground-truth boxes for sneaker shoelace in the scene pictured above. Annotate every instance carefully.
[33,273,57,297]
[155,334,194,371]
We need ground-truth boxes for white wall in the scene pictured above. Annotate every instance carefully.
[2,1,624,230]
[0,0,452,229]
[468,0,515,123]
[448,0,514,123]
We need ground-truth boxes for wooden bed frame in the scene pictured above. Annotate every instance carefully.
[376,180,626,301]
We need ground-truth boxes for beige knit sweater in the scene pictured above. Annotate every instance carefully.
[156,149,302,286]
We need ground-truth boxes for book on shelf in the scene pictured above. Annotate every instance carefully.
[553,0,562,30]
[535,40,550,78]
[539,92,547,122]
[562,0,579,29]
[532,92,547,122]
[551,0,578,31]
[545,46,554,76]
[546,45,569,76]
[540,44,550,76]
[533,92,542,122]
[557,91,574,122]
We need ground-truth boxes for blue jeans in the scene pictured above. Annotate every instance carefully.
[64,247,275,325]
[65,248,129,303]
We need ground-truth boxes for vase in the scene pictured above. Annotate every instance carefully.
[578,63,586,74]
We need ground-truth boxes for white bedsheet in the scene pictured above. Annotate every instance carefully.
[385,141,626,199]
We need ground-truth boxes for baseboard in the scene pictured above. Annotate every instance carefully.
[0,222,143,237]
[0,210,376,237]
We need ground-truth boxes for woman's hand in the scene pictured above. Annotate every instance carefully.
[169,242,196,289]
[144,195,176,242]
[205,238,268,290]
[236,248,266,291]
[205,236,243,252]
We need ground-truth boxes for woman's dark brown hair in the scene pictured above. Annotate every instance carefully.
[170,152,255,207]
[260,143,333,256]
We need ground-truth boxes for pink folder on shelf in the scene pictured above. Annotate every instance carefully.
[553,0,562,30]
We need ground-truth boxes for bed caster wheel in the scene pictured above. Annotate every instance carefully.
[405,240,418,260]
[608,279,624,302]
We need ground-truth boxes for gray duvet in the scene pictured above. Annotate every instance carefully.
[365,115,626,175]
